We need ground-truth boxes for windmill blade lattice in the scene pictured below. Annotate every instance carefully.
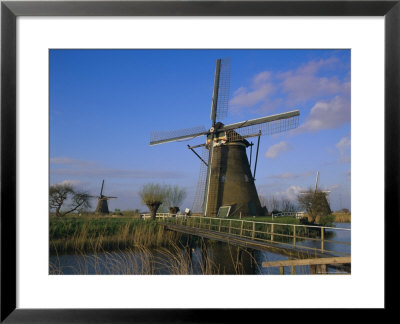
[225,112,299,142]
[150,125,207,146]
[215,58,231,122]
[191,146,209,213]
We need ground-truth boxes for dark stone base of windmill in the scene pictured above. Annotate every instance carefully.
[206,142,265,217]
[95,199,110,214]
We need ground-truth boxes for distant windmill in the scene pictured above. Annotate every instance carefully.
[150,58,300,217]
[300,171,331,207]
[92,180,117,214]
[302,171,331,197]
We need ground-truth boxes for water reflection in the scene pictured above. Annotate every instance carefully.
[49,223,350,275]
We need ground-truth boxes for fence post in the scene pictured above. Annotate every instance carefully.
[240,221,243,236]
[200,217,202,229]
[252,222,256,240]
[321,227,325,253]
[293,225,296,247]
[271,224,274,241]
[218,218,222,232]
[229,220,232,234]
[209,217,212,230]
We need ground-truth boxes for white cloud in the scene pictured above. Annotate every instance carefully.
[268,170,314,180]
[336,135,351,162]
[265,141,291,159]
[278,57,349,104]
[295,96,350,133]
[51,167,184,179]
[50,157,98,167]
[50,156,185,180]
[273,185,304,201]
[268,172,297,179]
[54,179,88,187]
[230,74,275,110]
[252,71,272,85]
[229,56,350,117]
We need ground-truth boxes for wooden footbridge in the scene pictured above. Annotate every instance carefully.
[152,214,351,273]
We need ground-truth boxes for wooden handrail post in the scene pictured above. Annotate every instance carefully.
[321,227,325,253]
[271,224,274,241]
[240,220,244,236]
[229,219,232,234]
[252,222,256,240]
[209,217,211,230]
[200,217,202,229]
[218,218,222,232]
[293,225,296,247]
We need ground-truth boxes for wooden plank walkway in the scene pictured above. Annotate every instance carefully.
[160,222,334,259]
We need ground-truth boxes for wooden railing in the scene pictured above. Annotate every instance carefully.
[272,211,305,219]
[160,215,350,256]
[139,213,186,219]
[262,256,351,274]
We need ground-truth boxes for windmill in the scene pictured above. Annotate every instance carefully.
[150,58,300,217]
[92,180,117,214]
[301,171,331,198]
[299,171,331,216]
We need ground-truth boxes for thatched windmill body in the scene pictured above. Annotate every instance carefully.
[93,180,117,214]
[299,171,332,218]
[150,59,300,217]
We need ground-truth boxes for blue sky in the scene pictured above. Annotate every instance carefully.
[50,49,351,212]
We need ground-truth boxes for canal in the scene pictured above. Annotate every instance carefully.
[49,223,350,275]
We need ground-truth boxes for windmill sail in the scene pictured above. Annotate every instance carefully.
[100,179,105,196]
[210,58,231,125]
[223,110,299,138]
[150,126,207,146]
[215,58,231,122]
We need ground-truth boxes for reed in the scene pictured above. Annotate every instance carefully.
[49,241,238,275]
[49,217,181,254]
[333,213,351,223]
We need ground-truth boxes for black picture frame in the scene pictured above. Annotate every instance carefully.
[1,0,398,322]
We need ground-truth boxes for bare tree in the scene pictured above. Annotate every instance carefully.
[280,198,298,212]
[258,195,269,214]
[49,184,91,217]
[165,185,187,215]
[258,195,267,208]
[138,183,168,220]
[267,196,280,212]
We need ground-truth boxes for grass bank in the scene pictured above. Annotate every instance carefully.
[49,216,181,254]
